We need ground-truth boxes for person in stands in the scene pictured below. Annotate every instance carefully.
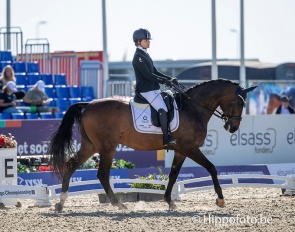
[132,28,179,148]
[0,81,30,113]
[275,95,295,114]
[23,80,59,114]
[0,65,26,99]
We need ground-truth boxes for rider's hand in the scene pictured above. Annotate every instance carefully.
[171,77,178,85]
[164,79,173,87]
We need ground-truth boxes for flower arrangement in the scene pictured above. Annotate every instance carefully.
[0,133,17,148]
[130,167,168,190]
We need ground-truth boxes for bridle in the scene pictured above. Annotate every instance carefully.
[171,82,245,122]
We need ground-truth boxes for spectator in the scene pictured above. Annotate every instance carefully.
[275,95,295,114]
[0,81,31,114]
[23,80,59,114]
[0,65,26,99]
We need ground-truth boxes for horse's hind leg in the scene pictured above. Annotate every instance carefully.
[97,149,127,210]
[164,151,186,210]
[55,151,89,213]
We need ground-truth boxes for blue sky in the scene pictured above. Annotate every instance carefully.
[0,0,294,63]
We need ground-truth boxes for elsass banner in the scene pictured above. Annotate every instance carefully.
[166,115,295,167]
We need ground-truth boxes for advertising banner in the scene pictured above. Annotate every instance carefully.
[165,115,295,167]
[18,169,128,191]
[1,119,161,167]
[266,163,295,184]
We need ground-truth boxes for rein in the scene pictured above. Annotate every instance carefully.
[171,82,243,122]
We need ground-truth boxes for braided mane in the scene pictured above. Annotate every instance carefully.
[185,79,240,94]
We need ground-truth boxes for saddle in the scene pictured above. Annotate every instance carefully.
[133,90,175,127]
[130,90,180,134]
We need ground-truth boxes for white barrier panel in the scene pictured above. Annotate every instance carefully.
[1,174,295,206]
[176,174,295,196]
[0,148,18,206]
[166,115,295,167]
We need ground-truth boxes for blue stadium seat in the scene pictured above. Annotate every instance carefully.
[27,73,41,85]
[44,87,56,99]
[0,51,13,62]
[11,113,25,120]
[47,99,56,107]
[39,112,53,119]
[13,62,27,73]
[25,113,39,119]
[41,74,54,86]
[27,62,40,73]
[54,74,67,86]
[0,61,11,72]
[15,74,28,86]
[54,112,65,119]
[55,99,69,112]
[81,86,95,101]
[0,113,11,119]
[68,86,81,99]
[55,86,69,99]
[69,98,80,105]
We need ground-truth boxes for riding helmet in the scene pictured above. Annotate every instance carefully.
[133,28,152,42]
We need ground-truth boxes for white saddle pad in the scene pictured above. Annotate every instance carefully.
[130,98,180,134]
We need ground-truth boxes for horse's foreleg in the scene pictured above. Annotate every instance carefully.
[97,152,127,210]
[207,164,224,207]
[165,151,186,210]
[55,155,82,213]
[187,148,224,207]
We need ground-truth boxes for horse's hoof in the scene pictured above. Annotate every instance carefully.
[169,201,177,210]
[117,203,127,210]
[55,203,63,213]
[16,202,22,208]
[216,198,225,208]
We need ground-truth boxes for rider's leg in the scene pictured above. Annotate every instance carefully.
[140,90,176,147]
[158,108,176,147]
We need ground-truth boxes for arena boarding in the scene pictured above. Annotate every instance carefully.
[1,174,295,207]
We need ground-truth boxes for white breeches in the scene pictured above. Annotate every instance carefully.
[140,89,168,112]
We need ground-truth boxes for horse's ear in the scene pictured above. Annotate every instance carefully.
[242,86,257,94]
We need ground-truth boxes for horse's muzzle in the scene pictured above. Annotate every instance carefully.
[224,122,238,133]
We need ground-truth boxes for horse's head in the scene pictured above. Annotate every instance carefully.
[220,85,257,133]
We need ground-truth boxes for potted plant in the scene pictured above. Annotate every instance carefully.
[0,133,16,149]
[99,167,168,203]
[130,167,167,202]
[0,133,18,207]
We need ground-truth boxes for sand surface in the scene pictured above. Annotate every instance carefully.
[0,187,294,232]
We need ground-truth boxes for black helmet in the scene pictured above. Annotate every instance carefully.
[133,28,152,42]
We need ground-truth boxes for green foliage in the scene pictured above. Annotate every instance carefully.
[17,162,38,173]
[130,167,168,190]
[111,159,135,169]
[79,157,96,169]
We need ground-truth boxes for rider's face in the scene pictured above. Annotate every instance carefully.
[140,39,150,49]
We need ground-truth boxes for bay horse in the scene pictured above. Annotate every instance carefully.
[48,79,256,212]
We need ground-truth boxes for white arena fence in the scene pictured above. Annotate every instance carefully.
[1,174,295,207]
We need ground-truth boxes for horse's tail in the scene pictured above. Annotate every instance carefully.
[48,102,88,179]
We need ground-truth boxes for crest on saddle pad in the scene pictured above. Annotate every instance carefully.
[130,96,179,134]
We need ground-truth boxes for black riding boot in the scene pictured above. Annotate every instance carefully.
[158,109,176,148]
